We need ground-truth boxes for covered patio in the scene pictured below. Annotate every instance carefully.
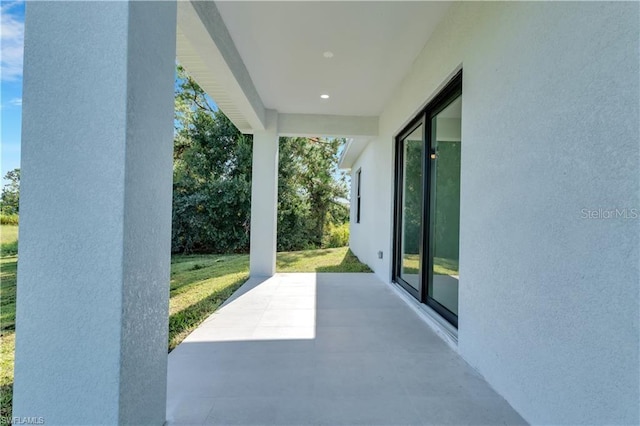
[166,273,525,425]
[13,0,638,423]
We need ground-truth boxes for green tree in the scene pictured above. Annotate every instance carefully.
[276,137,313,251]
[171,65,349,253]
[0,169,20,215]
[296,137,347,247]
[275,137,348,250]
[172,66,253,253]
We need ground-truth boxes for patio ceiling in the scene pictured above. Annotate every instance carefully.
[176,1,452,135]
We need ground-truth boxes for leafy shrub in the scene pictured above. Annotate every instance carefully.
[322,223,349,248]
[0,169,19,216]
[172,178,252,254]
[0,240,17,257]
[0,215,18,225]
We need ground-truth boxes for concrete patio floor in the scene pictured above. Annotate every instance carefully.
[166,273,526,425]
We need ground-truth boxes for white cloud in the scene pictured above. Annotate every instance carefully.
[9,97,21,106]
[1,1,24,82]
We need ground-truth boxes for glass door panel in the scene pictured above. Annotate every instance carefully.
[399,125,424,292]
[393,72,462,326]
[428,96,462,319]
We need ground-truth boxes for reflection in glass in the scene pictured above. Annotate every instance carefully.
[429,96,461,315]
[400,125,423,291]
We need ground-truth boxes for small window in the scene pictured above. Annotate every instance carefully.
[356,168,362,223]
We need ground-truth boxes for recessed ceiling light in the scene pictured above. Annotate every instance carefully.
[323,51,334,58]
[320,94,330,99]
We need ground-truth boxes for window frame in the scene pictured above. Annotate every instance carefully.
[392,70,463,327]
[355,168,362,224]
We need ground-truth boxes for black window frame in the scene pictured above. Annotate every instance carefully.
[355,168,362,224]
[392,70,462,328]
[392,118,426,300]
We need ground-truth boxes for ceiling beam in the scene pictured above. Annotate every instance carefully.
[277,113,378,138]
[176,1,266,132]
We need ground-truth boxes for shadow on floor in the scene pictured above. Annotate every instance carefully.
[166,273,526,425]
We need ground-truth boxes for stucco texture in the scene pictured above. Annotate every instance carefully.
[350,2,639,424]
[14,2,177,424]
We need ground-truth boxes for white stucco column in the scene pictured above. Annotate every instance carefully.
[249,110,279,276]
[13,2,176,424]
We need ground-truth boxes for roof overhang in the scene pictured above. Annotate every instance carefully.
[176,1,450,138]
[176,0,265,133]
[338,138,372,171]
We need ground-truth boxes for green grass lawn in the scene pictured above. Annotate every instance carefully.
[0,225,18,257]
[1,225,18,416]
[168,254,249,350]
[0,227,369,417]
[277,246,372,273]
[402,253,459,276]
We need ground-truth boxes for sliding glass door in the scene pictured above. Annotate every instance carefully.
[427,95,461,325]
[393,72,462,326]
[395,122,425,297]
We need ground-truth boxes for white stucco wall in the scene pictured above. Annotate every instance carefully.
[348,147,377,270]
[348,130,396,280]
[348,2,639,424]
[14,2,177,423]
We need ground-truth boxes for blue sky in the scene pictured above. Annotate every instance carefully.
[1,0,24,180]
